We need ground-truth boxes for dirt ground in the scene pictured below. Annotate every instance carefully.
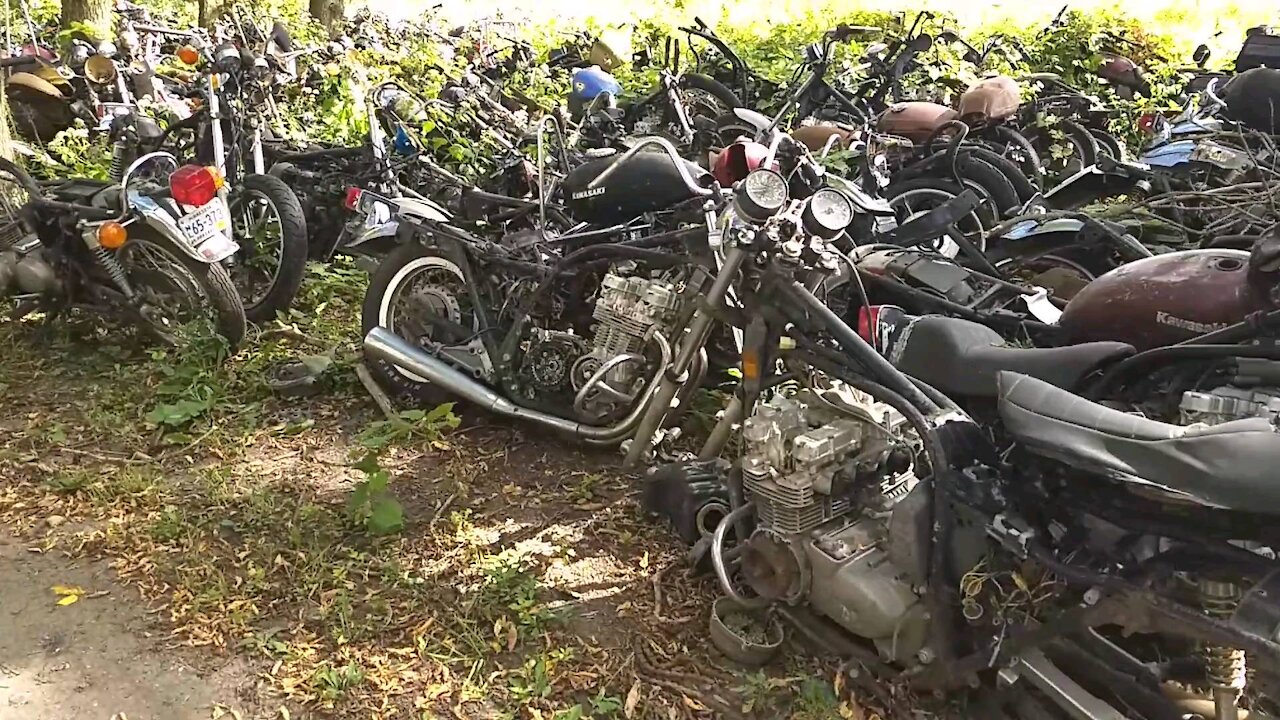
[0,537,267,720]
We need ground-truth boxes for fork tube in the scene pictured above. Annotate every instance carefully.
[623,246,747,467]
[208,76,226,176]
[251,127,264,174]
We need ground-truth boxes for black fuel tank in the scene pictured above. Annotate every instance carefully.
[560,152,709,225]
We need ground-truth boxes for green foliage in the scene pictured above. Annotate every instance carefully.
[309,660,367,701]
[29,125,113,180]
[356,403,460,451]
[346,454,405,535]
[143,321,231,432]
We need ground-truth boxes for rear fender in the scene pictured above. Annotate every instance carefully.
[127,194,219,264]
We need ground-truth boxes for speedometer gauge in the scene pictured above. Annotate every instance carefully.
[803,188,854,238]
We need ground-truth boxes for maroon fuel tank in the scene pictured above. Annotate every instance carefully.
[1058,249,1268,351]
[876,101,958,144]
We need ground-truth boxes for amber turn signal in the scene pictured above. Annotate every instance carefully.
[97,222,127,250]
[177,45,200,65]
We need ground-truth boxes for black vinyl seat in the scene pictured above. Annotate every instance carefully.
[998,371,1280,512]
[893,316,1134,397]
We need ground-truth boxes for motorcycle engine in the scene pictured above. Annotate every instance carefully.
[1179,359,1280,425]
[738,385,934,664]
[1181,388,1280,425]
[0,219,55,297]
[521,271,680,422]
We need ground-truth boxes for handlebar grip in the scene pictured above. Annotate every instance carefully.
[694,16,707,29]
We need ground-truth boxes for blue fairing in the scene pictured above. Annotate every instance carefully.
[1002,218,1085,240]
[393,126,415,155]
[1140,140,1196,168]
[570,66,622,102]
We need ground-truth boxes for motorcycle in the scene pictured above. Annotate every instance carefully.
[359,136,725,425]
[639,165,1280,720]
[0,154,245,349]
[139,28,309,323]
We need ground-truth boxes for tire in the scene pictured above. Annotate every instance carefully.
[360,242,466,406]
[1089,128,1127,161]
[122,229,247,351]
[884,177,986,255]
[955,154,1021,224]
[965,146,1038,205]
[1023,118,1099,183]
[228,173,308,323]
[988,125,1045,191]
[679,73,741,112]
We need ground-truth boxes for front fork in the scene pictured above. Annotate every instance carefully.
[623,245,748,467]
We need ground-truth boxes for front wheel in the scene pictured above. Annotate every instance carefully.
[118,229,247,350]
[226,173,308,323]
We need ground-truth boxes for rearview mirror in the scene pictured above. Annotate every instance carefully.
[909,33,934,53]
[1193,43,1211,66]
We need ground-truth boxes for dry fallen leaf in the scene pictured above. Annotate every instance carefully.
[57,594,79,606]
[624,681,642,718]
[278,708,291,720]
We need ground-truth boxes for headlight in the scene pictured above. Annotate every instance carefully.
[735,168,788,223]
[802,187,854,238]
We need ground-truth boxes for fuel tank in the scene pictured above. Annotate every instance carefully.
[957,76,1021,122]
[876,101,958,144]
[560,151,709,225]
[1059,249,1267,350]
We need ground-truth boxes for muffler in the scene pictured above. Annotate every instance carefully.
[363,327,667,445]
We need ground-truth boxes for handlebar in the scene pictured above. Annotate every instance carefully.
[134,23,198,39]
[586,136,714,197]
[0,55,40,69]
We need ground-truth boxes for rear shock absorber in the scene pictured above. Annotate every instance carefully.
[108,138,130,183]
[1200,579,1246,720]
[90,245,134,299]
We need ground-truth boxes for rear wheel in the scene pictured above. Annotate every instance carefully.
[119,229,246,350]
[1089,128,1127,161]
[227,173,308,323]
[989,125,1044,190]
[361,242,470,405]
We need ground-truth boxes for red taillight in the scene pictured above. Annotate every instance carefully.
[1137,112,1160,135]
[170,165,221,206]
[344,186,363,211]
[857,305,882,346]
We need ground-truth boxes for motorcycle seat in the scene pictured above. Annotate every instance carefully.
[893,315,1133,397]
[998,371,1280,512]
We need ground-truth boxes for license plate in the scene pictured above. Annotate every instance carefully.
[178,200,238,262]
[178,199,231,244]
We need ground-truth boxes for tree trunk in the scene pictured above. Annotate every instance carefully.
[197,0,210,29]
[308,0,344,31]
[60,0,114,36]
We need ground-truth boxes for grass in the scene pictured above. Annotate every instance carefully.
[0,259,851,718]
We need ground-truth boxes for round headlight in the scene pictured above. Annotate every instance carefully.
[735,168,788,223]
[803,187,854,238]
[213,43,242,73]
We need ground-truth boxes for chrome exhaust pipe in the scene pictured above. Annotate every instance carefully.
[363,327,671,445]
